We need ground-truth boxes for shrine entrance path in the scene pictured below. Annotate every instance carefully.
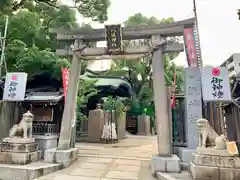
[36,135,158,180]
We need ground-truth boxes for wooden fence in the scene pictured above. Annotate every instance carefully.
[223,101,240,142]
[203,102,225,135]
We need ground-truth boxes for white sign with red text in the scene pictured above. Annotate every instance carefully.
[201,66,231,101]
[3,72,28,101]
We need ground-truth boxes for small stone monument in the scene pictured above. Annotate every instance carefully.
[190,118,240,180]
[0,111,41,165]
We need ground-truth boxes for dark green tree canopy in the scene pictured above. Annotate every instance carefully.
[0,0,111,77]
[0,0,110,23]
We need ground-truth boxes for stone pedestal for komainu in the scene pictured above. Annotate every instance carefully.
[0,111,41,165]
[189,118,240,180]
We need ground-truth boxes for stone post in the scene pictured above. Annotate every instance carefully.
[137,115,150,136]
[88,109,105,142]
[178,67,202,163]
[117,112,126,139]
[151,35,181,173]
[151,36,171,156]
[58,40,82,149]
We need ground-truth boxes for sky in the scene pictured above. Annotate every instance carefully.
[63,0,240,67]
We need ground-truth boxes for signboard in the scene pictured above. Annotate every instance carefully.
[227,141,239,155]
[184,28,198,67]
[61,68,69,103]
[201,66,231,101]
[105,24,123,54]
[3,72,27,101]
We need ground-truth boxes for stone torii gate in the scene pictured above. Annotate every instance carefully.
[53,18,195,172]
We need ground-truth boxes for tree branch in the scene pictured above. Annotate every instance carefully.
[43,18,53,32]
[10,0,27,11]
[34,0,59,8]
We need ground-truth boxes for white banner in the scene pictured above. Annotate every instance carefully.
[3,72,28,101]
[201,66,231,101]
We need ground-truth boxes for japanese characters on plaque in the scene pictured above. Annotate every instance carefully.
[185,67,202,123]
[3,73,27,101]
[105,24,123,54]
[184,67,202,148]
[201,66,231,101]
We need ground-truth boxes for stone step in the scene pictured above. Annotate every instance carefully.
[156,171,193,180]
[0,161,62,180]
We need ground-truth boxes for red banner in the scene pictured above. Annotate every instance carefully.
[61,68,69,103]
[184,28,198,67]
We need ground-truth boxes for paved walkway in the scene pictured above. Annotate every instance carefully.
[36,135,158,180]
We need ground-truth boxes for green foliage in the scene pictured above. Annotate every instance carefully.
[4,40,70,78]
[106,13,184,113]
[0,0,111,75]
[76,79,98,121]
[0,0,110,23]
[102,96,126,120]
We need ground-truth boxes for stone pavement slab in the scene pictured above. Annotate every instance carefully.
[35,135,158,180]
[35,156,156,180]
[110,164,140,172]
[105,170,139,179]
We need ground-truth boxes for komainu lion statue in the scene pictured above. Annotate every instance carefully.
[197,118,227,150]
[9,111,34,138]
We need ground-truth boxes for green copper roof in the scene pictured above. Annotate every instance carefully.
[80,71,131,88]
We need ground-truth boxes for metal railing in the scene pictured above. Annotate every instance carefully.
[32,123,58,135]
[172,98,186,147]
[76,120,88,138]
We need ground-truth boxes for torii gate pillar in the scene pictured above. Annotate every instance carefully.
[151,35,181,174]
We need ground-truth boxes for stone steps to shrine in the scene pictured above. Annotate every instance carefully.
[0,161,62,180]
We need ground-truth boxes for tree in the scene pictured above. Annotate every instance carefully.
[0,0,107,75]
[77,79,98,121]
[0,8,73,75]
[6,40,70,78]
[0,0,110,23]
[106,13,184,112]
[0,5,80,51]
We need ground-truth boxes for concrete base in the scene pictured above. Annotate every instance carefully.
[178,147,195,163]
[44,148,78,168]
[33,135,58,158]
[156,171,193,180]
[0,150,41,165]
[0,161,61,180]
[151,154,181,174]
[3,137,35,144]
